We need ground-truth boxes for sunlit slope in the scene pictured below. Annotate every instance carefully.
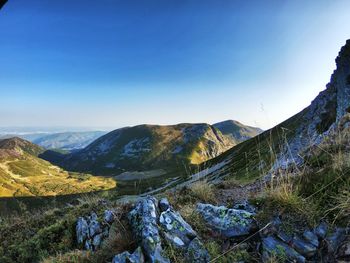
[55,123,236,176]
[197,40,350,184]
[0,137,116,197]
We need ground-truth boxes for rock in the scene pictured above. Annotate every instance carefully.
[89,217,102,237]
[337,239,350,260]
[159,209,197,248]
[92,233,102,249]
[291,236,317,258]
[76,211,115,251]
[112,247,145,263]
[76,217,89,244]
[197,203,256,238]
[232,200,256,214]
[326,228,347,253]
[276,231,292,244]
[185,237,210,263]
[159,198,171,212]
[314,222,328,239]
[104,210,115,224]
[261,236,305,263]
[128,196,169,263]
[261,216,282,237]
[303,230,319,248]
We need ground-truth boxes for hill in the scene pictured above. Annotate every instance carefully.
[0,137,116,197]
[52,123,236,176]
[213,120,262,143]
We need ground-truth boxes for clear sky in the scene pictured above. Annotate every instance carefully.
[0,0,350,130]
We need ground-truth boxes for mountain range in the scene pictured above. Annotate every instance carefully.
[0,120,260,197]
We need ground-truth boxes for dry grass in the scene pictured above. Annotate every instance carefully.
[326,189,350,223]
[190,180,216,203]
[332,151,350,171]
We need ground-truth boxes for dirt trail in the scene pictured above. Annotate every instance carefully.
[215,179,265,205]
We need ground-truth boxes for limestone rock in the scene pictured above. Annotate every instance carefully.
[197,203,256,238]
[261,236,306,263]
[112,247,145,263]
[185,237,210,263]
[159,208,197,248]
[76,210,115,251]
[128,196,169,263]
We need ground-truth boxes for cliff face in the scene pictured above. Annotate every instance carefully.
[274,40,350,169]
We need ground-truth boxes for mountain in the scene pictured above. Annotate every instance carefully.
[0,137,115,197]
[52,123,236,176]
[190,39,350,184]
[0,131,107,151]
[29,131,107,150]
[213,120,262,143]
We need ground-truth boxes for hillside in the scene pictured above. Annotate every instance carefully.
[213,120,262,143]
[187,39,350,185]
[0,137,116,197]
[54,123,236,176]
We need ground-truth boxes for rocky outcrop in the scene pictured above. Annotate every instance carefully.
[75,197,348,262]
[260,218,350,262]
[125,196,210,263]
[273,40,350,170]
[112,247,145,263]
[197,203,257,239]
[76,210,115,251]
[128,197,169,263]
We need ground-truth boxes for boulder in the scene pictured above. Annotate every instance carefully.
[128,196,169,263]
[291,236,317,258]
[303,230,319,248]
[185,237,210,263]
[337,239,350,260]
[314,222,328,239]
[159,198,171,212]
[76,210,115,251]
[112,247,145,263]
[197,203,256,238]
[104,210,115,224]
[232,200,256,214]
[326,228,347,253]
[159,209,197,248]
[261,236,305,263]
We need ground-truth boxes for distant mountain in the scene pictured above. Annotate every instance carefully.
[30,131,107,150]
[213,120,262,143]
[52,123,236,176]
[0,137,115,197]
[0,131,107,151]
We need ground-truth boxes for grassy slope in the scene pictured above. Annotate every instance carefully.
[0,138,116,197]
[61,123,235,176]
[201,108,307,183]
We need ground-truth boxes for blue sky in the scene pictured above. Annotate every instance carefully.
[0,1,349,130]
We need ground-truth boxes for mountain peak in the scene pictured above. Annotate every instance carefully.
[213,120,262,143]
[0,137,44,157]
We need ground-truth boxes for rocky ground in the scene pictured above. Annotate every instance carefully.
[75,195,349,263]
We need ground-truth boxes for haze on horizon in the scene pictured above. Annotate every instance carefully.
[1,1,350,131]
